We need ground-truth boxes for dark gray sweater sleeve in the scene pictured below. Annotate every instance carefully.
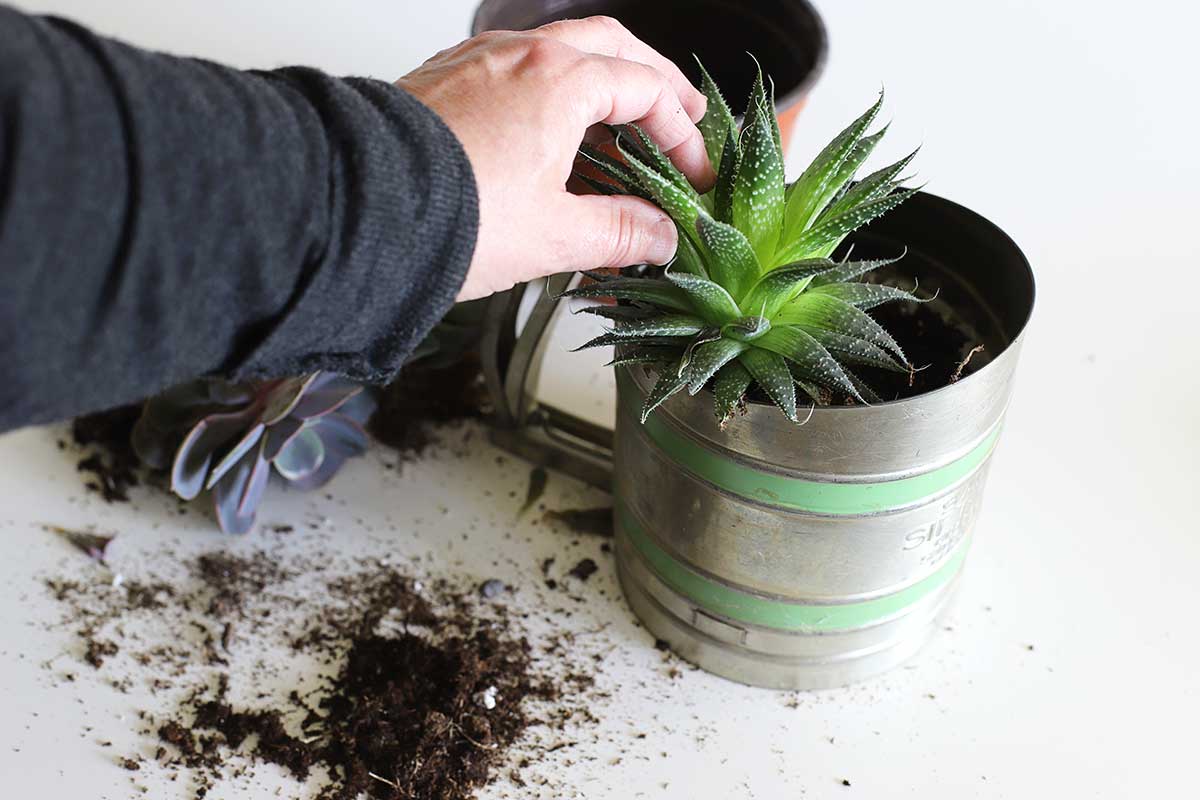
[0,6,478,433]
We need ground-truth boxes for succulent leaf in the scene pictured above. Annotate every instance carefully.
[713,127,740,224]
[606,345,677,368]
[285,452,348,492]
[696,58,739,171]
[274,426,325,482]
[574,304,660,322]
[739,260,831,318]
[170,410,254,501]
[334,390,377,426]
[309,414,369,460]
[678,327,723,375]
[767,76,783,156]
[810,281,924,310]
[721,315,771,343]
[776,293,907,364]
[846,370,884,404]
[573,172,622,197]
[793,375,824,406]
[756,326,864,402]
[819,125,889,218]
[800,327,907,373]
[578,143,641,196]
[712,361,753,424]
[136,370,371,532]
[260,375,321,426]
[290,377,362,420]
[563,278,692,312]
[639,361,688,423]
[827,149,920,219]
[623,124,696,199]
[673,231,709,277]
[212,441,270,535]
[205,423,265,490]
[131,417,176,471]
[695,214,760,300]
[783,92,884,240]
[732,103,785,262]
[262,416,304,462]
[775,186,919,264]
[685,338,749,394]
[666,272,741,324]
[574,314,707,351]
[738,347,797,422]
[809,255,905,287]
[615,136,706,250]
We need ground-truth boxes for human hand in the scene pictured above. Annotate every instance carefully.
[396,16,713,301]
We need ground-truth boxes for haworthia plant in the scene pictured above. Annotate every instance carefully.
[568,60,923,426]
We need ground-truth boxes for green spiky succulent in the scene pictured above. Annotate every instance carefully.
[568,62,923,426]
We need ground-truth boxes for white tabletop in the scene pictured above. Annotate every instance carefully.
[2,1,1197,798]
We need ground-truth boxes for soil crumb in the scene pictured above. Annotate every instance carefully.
[543,507,614,538]
[567,558,599,582]
[70,405,142,502]
[369,355,489,459]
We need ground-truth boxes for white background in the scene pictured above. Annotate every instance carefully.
[2,1,1198,798]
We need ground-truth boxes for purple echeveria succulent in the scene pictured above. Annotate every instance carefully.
[131,373,374,534]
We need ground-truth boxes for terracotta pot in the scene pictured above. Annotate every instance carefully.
[471,0,827,155]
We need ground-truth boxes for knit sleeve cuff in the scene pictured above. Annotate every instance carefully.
[233,72,479,385]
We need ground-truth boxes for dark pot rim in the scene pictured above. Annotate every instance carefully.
[470,0,829,113]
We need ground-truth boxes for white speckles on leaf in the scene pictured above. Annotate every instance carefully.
[783,92,885,241]
[775,187,919,265]
[775,294,907,365]
[732,110,785,264]
[738,347,797,422]
[713,361,753,425]
[685,338,749,394]
[810,282,924,311]
[666,272,742,325]
[696,58,739,173]
[754,326,865,403]
[640,359,689,423]
[695,215,761,301]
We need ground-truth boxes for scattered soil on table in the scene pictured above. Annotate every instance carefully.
[70,405,143,502]
[370,355,490,459]
[41,541,603,800]
[543,507,614,538]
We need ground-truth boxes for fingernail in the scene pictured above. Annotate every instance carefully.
[647,219,678,265]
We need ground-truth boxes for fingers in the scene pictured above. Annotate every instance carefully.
[537,16,707,123]
[555,194,678,272]
[576,55,716,191]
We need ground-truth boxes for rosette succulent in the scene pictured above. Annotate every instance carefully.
[568,61,924,426]
[132,373,374,534]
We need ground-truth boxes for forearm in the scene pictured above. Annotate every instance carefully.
[0,6,477,432]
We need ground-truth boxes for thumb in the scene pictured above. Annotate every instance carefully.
[557,194,678,272]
